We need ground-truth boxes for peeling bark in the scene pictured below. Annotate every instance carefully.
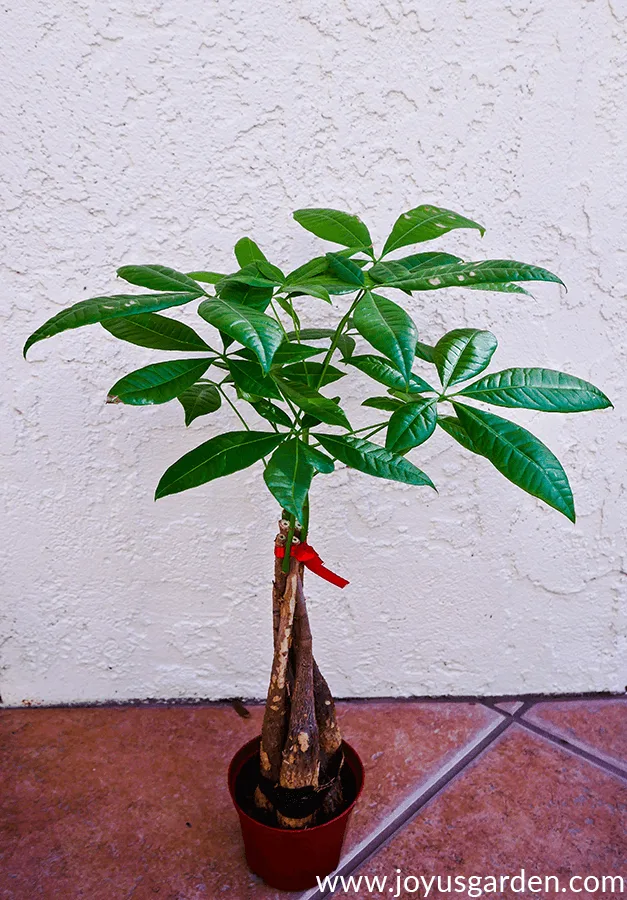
[277,577,319,827]
[258,543,298,785]
[313,660,342,763]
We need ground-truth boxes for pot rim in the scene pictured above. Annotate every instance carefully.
[228,735,365,835]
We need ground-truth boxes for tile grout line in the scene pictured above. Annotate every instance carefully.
[486,698,627,780]
[300,713,513,900]
[481,699,536,720]
[514,715,627,782]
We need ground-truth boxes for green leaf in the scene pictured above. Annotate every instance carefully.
[107,358,213,406]
[155,431,284,499]
[102,313,211,352]
[369,254,464,287]
[275,296,302,330]
[287,256,361,294]
[353,292,418,384]
[249,399,293,429]
[453,403,575,521]
[263,438,314,520]
[300,442,335,474]
[385,259,564,292]
[198,297,283,374]
[284,257,329,285]
[326,253,365,286]
[286,284,332,304]
[273,343,325,365]
[24,293,201,357]
[235,341,323,366]
[434,329,498,388]
[303,274,361,295]
[314,433,435,488]
[386,398,438,453]
[457,368,612,412]
[300,413,322,429]
[338,334,356,359]
[466,282,531,296]
[281,361,345,388]
[415,341,435,363]
[286,328,336,341]
[395,251,464,271]
[369,261,415,285]
[234,237,268,268]
[293,208,373,254]
[383,204,485,256]
[362,396,404,412]
[218,265,280,289]
[187,271,226,284]
[276,379,351,429]
[228,358,282,400]
[437,415,479,454]
[117,265,205,295]
[218,279,274,312]
[256,260,285,283]
[346,355,435,392]
[178,383,221,426]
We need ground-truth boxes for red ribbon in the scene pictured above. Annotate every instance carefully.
[274,542,349,589]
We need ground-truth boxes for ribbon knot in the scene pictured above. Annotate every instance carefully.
[274,541,349,589]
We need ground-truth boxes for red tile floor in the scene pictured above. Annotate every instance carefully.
[1,697,625,899]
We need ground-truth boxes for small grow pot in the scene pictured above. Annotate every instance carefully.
[228,736,365,891]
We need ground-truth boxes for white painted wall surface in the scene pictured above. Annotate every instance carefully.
[2,0,625,706]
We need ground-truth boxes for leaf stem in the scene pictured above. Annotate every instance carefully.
[315,290,364,390]
[269,298,290,340]
[217,383,250,431]
[358,421,388,440]
[348,421,388,436]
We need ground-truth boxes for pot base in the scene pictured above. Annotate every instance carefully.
[228,736,365,891]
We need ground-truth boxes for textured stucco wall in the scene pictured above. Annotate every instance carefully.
[2,0,625,706]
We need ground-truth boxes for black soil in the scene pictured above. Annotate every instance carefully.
[235,751,357,829]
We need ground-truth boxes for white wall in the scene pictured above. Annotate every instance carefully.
[2,0,625,706]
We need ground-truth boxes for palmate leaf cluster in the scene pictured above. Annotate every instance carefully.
[24,205,612,525]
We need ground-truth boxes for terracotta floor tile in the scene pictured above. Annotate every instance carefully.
[0,701,499,899]
[346,725,626,899]
[0,704,287,900]
[334,701,500,852]
[524,698,627,772]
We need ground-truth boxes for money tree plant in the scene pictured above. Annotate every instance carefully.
[24,204,611,829]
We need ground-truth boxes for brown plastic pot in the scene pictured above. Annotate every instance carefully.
[228,736,365,891]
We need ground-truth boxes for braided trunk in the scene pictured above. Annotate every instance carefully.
[254,518,344,828]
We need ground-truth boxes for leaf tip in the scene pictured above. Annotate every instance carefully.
[23,334,38,357]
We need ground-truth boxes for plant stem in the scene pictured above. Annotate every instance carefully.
[282,513,297,574]
[300,493,310,542]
